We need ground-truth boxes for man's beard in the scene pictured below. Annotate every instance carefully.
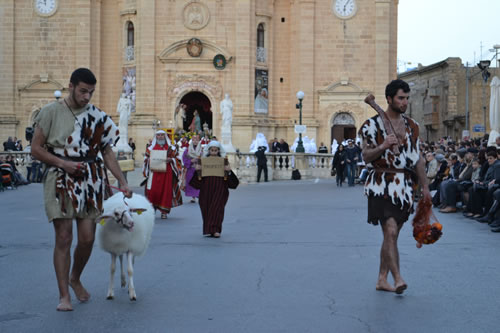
[390,103,406,114]
[157,139,166,146]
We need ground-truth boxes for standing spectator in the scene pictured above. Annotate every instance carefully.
[345,139,360,186]
[3,137,16,151]
[318,142,328,154]
[255,146,268,182]
[128,137,136,159]
[318,141,329,166]
[279,139,290,152]
[16,139,23,151]
[271,138,280,152]
[332,143,347,186]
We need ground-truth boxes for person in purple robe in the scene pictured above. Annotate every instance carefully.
[182,135,202,202]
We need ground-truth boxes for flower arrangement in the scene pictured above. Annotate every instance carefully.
[412,195,443,248]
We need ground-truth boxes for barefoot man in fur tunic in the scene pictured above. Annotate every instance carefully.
[31,68,132,311]
[359,79,431,294]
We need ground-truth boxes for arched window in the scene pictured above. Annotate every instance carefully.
[127,22,134,47]
[257,23,265,48]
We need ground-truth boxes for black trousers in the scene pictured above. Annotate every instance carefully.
[257,165,268,182]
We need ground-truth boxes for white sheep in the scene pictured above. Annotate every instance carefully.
[97,192,155,301]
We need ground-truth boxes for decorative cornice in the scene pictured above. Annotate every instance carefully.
[120,9,137,16]
[18,78,65,92]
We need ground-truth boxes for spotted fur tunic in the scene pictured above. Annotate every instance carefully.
[48,104,119,214]
[358,115,421,210]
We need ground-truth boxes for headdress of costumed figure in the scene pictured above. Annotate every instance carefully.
[148,130,174,152]
[188,137,202,159]
[204,140,226,157]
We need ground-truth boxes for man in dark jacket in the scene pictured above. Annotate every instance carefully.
[345,139,360,186]
[255,146,268,182]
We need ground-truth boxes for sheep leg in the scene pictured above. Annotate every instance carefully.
[127,251,136,301]
[119,254,126,288]
[106,253,116,300]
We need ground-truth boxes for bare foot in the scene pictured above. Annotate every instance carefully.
[213,232,221,238]
[376,280,396,292]
[56,297,73,311]
[395,282,408,294]
[70,280,91,302]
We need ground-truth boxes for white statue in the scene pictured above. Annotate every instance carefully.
[220,93,233,130]
[116,94,132,149]
[220,93,235,152]
[174,103,186,131]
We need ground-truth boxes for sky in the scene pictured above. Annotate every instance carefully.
[397,0,500,72]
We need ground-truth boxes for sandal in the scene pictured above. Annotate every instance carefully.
[213,232,221,238]
[161,213,168,219]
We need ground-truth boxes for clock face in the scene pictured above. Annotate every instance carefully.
[333,0,357,19]
[35,0,57,16]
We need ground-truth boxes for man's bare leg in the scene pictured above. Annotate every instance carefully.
[378,218,407,293]
[53,219,73,311]
[376,225,395,292]
[69,218,95,302]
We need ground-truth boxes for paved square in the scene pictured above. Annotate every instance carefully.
[1,180,499,332]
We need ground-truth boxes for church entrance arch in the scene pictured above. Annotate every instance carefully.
[180,91,212,134]
[331,112,356,144]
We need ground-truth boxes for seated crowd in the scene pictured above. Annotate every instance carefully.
[422,135,500,233]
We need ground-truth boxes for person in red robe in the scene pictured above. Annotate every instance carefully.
[190,141,238,238]
[143,130,183,219]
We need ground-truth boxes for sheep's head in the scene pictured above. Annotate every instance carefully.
[100,196,148,232]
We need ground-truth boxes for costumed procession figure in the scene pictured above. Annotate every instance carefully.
[359,79,432,295]
[31,68,132,311]
[174,103,186,133]
[190,141,239,238]
[182,135,202,203]
[143,130,183,219]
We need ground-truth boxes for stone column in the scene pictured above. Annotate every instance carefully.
[374,0,392,100]
[0,0,16,137]
[295,0,315,119]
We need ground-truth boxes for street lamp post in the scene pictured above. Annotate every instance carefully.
[295,91,305,153]
[54,90,62,100]
[478,60,491,134]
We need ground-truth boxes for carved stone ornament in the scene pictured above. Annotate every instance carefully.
[333,112,355,125]
[183,1,210,31]
[186,38,203,57]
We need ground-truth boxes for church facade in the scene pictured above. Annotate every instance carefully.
[1,0,398,152]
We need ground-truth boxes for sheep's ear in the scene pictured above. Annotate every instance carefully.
[97,216,112,225]
[130,208,147,215]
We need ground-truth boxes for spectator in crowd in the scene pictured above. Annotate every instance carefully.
[465,150,500,219]
[440,150,475,213]
[255,146,268,182]
[279,139,290,152]
[345,139,360,186]
[271,138,280,152]
[332,143,346,187]
[3,137,16,151]
[425,152,439,185]
[128,137,136,159]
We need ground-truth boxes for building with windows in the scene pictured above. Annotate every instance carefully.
[1,0,399,152]
[398,57,500,142]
